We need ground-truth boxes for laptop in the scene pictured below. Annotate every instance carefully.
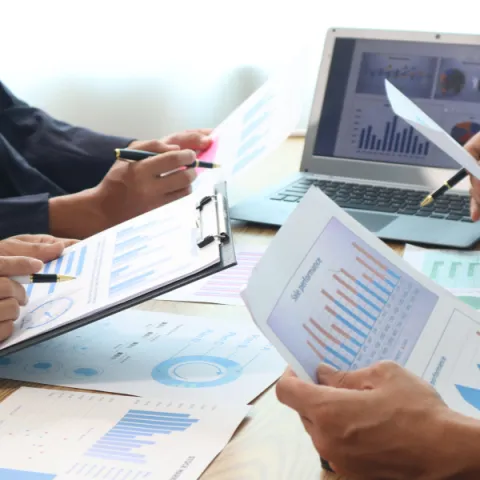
[230,28,480,248]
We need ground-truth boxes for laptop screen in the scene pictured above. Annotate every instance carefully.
[314,37,480,169]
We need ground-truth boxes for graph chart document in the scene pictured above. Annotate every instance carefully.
[0,184,232,355]
[242,187,480,419]
[158,247,266,305]
[194,54,307,186]
[0,310,285,403]
[0,387,249,480]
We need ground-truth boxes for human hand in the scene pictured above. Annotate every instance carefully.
[0,256,44,341]
[276,362,477,480]
[156,129,213,152]
[49,130,215,239]
[0,235,77,263]
[465,132,480,221]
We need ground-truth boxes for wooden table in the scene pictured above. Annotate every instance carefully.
[0,138,403,480]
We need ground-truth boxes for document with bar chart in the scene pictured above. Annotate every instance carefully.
[0,387,249,480]
[158,247,266,305]
[0,183,234,355]
[193,54,307,184]
[261,216,437,380]
[242,187,480,394]
[0,310,285,404]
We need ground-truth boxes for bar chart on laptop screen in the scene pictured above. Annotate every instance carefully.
[267,218,439,380]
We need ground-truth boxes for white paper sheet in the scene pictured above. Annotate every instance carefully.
[385,80,480,178]
[0,310,285,403]
[0,387,249,480]
[242,187,480,419]
[1,187,220,352]
[193,54,308,189]
[158,247,266,305]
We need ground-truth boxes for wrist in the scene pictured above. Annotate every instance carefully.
[431,408,480,479]
[49,188,107,239]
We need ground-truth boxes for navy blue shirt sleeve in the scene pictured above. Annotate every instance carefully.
[0,82,135,239]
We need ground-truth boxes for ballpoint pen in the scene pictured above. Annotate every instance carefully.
[9,274,76,284]
[420,168,468,207]
[115,148,220,169]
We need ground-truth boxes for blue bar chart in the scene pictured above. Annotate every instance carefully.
[357,115,430,156]
[26,246,88,297]
[303,242,401,370]
[232,94,271,173]
[85,409,199,464]
[108,220,178,298]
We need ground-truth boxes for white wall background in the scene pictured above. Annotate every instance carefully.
[2,0,479,140]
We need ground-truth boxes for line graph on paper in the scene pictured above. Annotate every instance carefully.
[267,217,439,379]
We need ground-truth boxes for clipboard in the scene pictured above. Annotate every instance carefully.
[0,182,236,357]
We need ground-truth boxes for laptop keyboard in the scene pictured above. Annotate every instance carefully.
[270,178,473,222]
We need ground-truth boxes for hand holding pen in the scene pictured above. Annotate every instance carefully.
[0,256,75,342]
[115,148,220,171]
[420,168,468,207]
[421,133,480,221]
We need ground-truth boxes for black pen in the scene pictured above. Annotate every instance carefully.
[9,274,76,284]
[115,148,220,169]
[420,168,468,207]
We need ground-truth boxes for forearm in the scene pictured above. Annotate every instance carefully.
[48,189,107,239]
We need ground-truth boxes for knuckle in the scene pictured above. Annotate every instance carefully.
[374,360,398,377]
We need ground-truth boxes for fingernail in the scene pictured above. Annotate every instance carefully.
[316,363,337,383]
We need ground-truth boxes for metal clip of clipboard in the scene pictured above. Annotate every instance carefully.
[195,193,230,248]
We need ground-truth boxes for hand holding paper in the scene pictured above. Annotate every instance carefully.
[242,186,480,421]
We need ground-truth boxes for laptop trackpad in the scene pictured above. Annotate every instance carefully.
[349,211,397,233]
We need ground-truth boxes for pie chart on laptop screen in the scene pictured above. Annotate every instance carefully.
[450,121,480,146]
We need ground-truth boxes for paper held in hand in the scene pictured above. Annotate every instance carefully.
[242,187,480,419]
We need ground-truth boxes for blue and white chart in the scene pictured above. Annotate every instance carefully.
[262,216,438,380]
[422,310,480,419]
[1,186,221,352]
[0,310,285,403]
[0,387,248,480]
[194,53,307,187]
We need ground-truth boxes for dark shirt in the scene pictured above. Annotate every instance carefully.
[0,82,134,239]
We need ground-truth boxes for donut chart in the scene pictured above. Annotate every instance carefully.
[22,297,74,329]
[151,355,242,388]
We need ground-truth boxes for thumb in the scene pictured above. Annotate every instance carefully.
[316,363,377,391]
[464,131,480,160]
[0,256,43,275]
